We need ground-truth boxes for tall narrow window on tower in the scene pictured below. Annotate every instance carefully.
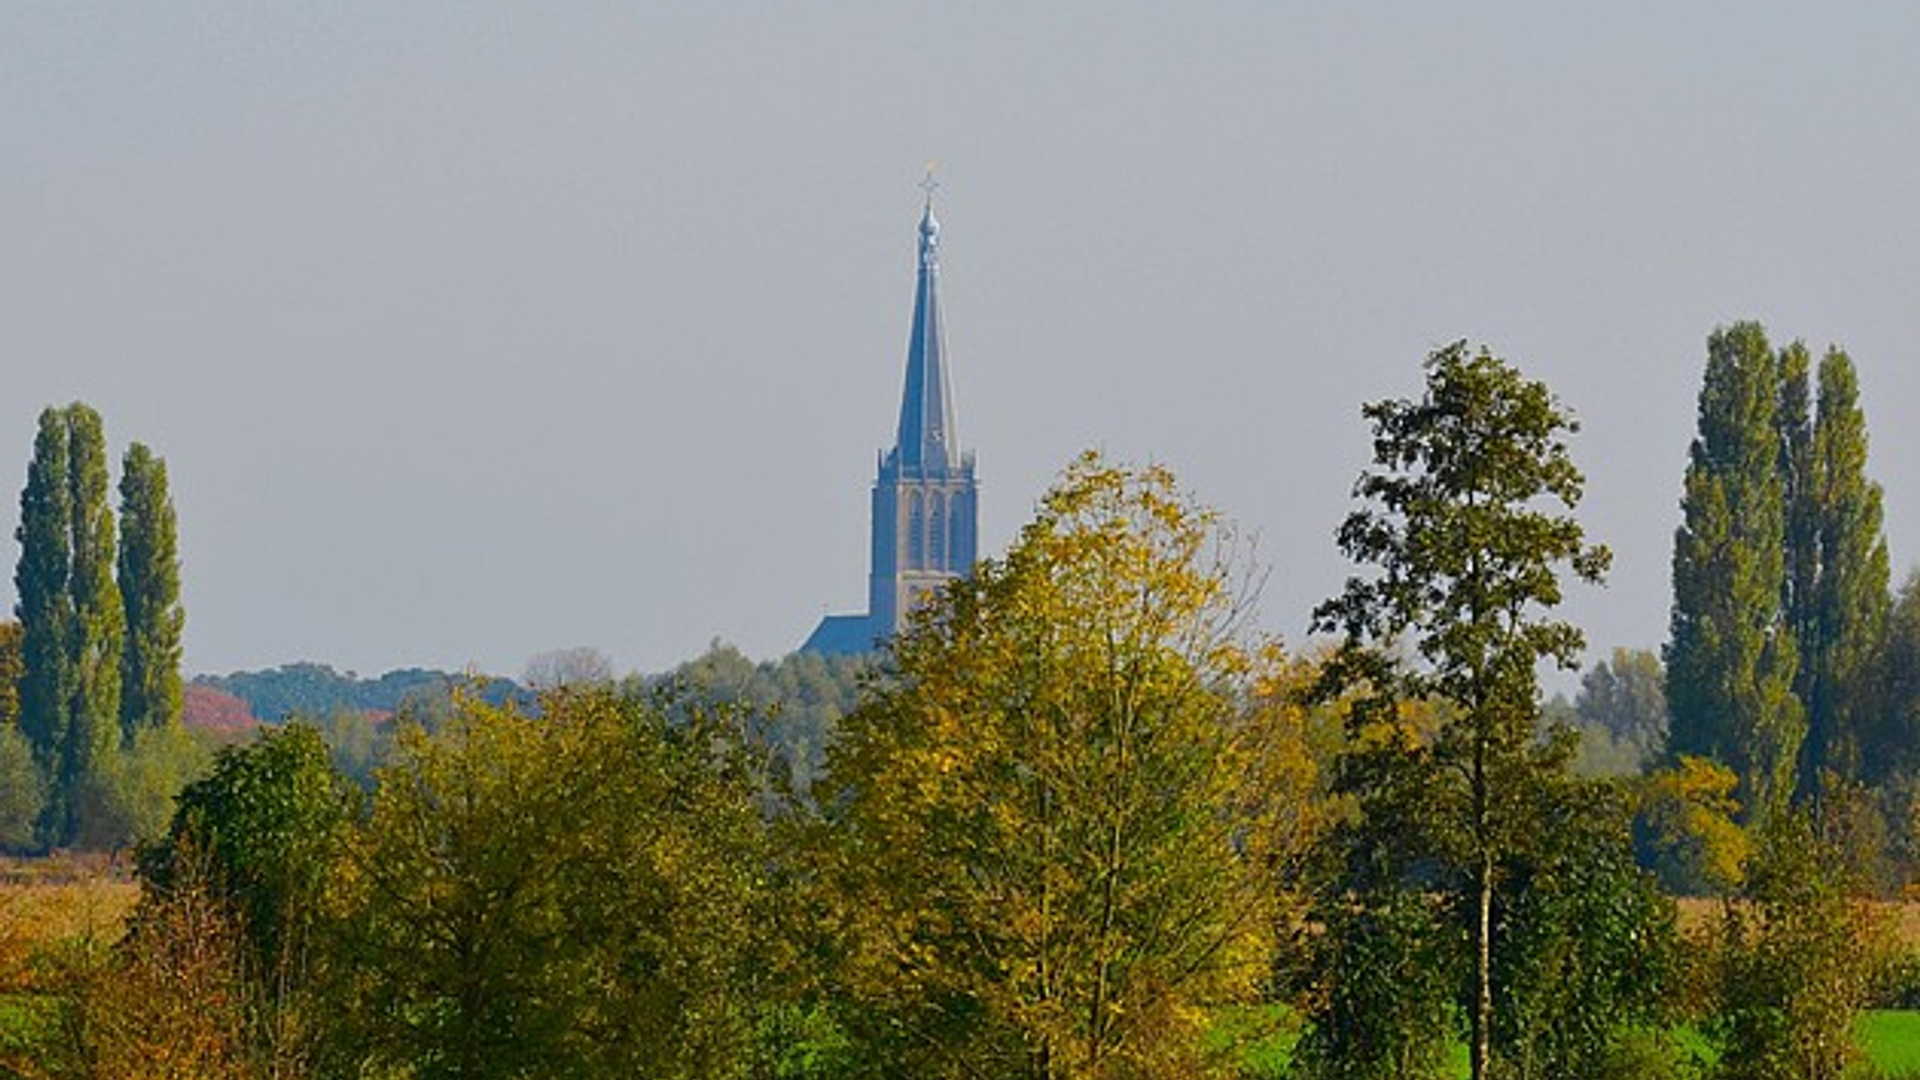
[801,175,980,656]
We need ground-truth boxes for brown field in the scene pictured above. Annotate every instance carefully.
[0,858,139,992]
[1676,896,1920,948]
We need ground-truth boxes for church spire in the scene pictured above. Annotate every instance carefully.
[799,173,979,656]
[892,169,960,473]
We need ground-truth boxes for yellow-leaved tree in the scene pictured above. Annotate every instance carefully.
[822,451,1319,1080]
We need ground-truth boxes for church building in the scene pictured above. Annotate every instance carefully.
[801,187,978,655]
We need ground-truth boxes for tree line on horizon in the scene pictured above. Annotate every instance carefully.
[175,647,865,794]
[5,322,1920,1079]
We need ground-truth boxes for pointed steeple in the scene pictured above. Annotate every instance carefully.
[892,183,960,473]
[800,175,980,656]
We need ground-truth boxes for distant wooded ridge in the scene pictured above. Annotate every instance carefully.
[189,643,867,725]
[187,645,871,794]
[189,663,520,726]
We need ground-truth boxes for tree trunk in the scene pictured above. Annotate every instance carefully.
[1472,733,1492,1080]
[1474,850,1492,1080]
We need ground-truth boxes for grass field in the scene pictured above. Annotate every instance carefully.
[1864,1010,1920,1077]
[1211,1007,1920,1078]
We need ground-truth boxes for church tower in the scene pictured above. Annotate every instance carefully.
[802,184,978,655]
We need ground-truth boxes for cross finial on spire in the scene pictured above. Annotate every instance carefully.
[920,160,940,203]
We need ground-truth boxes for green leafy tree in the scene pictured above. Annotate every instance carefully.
[1711,810,1884,1080]
[1778,341,1818,720]
[15,403,126,846]
[0,725,45,852]
[645,640,875,797]
[199,662,367,722]
[335,688,769,1080]
[1574,647,1667,769]
[1490,776,1676,1079]
[66,403,123,778]
[140,723,351,986]
[304,705,391,788]
[15,408,75,840]
[0,620,22,729]
[824,452,1307,1079]
[135,723,350,1076]
[1669,328,1888,809]
[1869,572,1920,786]
[336,705,574,1080]
[74,721,208,850]
[1296,706,1462,1080]
[1796,348,1889,794]
[199,663,518,724]
[1301,882,1459,1080]
[117,442,185,738]
[0,622,35,850]
[1667,323,1803,820]
[1310,342,1612,1080]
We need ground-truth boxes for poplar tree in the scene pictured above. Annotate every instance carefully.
[1872,574,1920,785]
[1778,342,1818,706]
[1666,323,1803,820]
[66,404,123,765]
[15,409,75,829]
[118,442,185,736]
[1798,349,1889,790]
[13,403,126,845]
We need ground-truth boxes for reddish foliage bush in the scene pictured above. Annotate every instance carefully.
[181,685,260,736]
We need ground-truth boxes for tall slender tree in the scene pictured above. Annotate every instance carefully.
[15,409,75,834]
[1871,573,1920,785]
[118,442,184,737]
[1666,323,1803,820]
[1798,349,1889,791]
[13,403,128,845]
[66,404,122,764]
[1778,342,1818,709]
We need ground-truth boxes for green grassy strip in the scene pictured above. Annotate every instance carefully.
[1862,1010,1920,1077]
[1205,1009,1920,1078]
[1203,1003,1300,1077]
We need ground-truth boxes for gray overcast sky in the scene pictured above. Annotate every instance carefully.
[5,3,1918,680]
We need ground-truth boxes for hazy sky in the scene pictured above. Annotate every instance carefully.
[6,4,1918,680]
